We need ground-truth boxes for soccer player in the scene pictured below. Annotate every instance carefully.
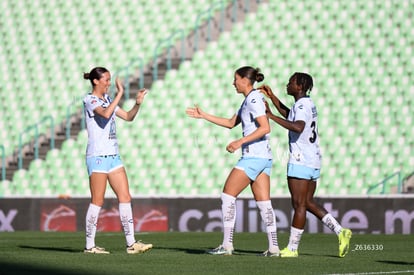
[82,67,152,254]
[186,66,280,257]
[259,72,352,258]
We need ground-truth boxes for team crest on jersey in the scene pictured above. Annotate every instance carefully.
[91,99,97,104]
[251,99,256,103]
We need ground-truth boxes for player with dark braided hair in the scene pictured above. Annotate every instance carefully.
[259,72,352,258]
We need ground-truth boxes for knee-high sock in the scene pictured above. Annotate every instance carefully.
[221,193,236,248]
[322,213,343,235]
[85,203,101,249]
[257,200,279,253]
[119,202,136,246]
[287,226,304,251]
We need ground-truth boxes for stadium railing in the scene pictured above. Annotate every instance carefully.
[367,171,403,195]
[1,145,5,181]
[152,29,186,81]
[193,0,226,52]
[17,115,55,169]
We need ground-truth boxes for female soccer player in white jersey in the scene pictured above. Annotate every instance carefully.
[186,66,280,257]
[82,67,152,254]
[259,72,352,258]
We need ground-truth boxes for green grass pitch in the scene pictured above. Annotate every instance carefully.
[0,232,413,275]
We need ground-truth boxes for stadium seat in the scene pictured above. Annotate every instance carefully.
[2,0,413,197]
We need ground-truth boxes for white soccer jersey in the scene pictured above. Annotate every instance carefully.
[237,89,272,159]
[83,93,120,157]
[287,96,322,168]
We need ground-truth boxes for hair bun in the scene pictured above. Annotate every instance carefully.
[256,73,264,83]
[83,73,90,80]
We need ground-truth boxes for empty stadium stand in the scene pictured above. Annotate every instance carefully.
[1,0,413,197]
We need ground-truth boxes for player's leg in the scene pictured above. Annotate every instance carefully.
[108,167,134,245]
[222,167,252,197]
[84,172,109,253]
[108,165,152,254]
[108,166,131,203]
[280,177,308,257]
[306,180,352,257]
[208,168,251,255]
[306,180,346,235]
[251,172,280,256]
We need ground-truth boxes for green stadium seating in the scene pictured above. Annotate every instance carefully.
[1,0,413,197]
[0,0,231,157]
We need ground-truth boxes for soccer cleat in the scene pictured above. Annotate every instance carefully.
[280,247,298,258]
[259,249,280,257]
[84,246,110,254]
[339,228,352,257]
[126,240,153,254]
[207,245,234,255]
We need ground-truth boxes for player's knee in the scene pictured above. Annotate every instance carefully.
[91,198,105,207]
[118,193,131,203]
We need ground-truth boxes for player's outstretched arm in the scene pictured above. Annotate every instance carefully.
[186,105,238,129]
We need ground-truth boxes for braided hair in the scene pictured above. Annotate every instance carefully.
[293,72,313,93]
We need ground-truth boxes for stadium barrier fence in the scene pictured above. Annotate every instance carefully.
[18,115,54,169]
[1,145,5,181]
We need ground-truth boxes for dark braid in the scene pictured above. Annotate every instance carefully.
[294,72,313,93]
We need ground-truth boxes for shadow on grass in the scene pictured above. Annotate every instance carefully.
[153,246,208,254]
[377,260,414,266]
[18,245,80,253]
[157,246,284,256]
[0,262,82,275]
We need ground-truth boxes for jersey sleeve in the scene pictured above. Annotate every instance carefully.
[248,92,267,119]
[292,102,309,122]
[83,95,101,117]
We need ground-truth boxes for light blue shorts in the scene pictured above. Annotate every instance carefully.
[86,154,124,176]
[287,163,320,180]
[235,157,272,181]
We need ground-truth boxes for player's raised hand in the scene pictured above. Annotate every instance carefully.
[186,105,204,119]
[115,77,124,96]
[257,84,274,98]
[135,88,148,105]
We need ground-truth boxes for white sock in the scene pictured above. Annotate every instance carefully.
[85,203,101,249]
[287,226,304,251]
[322,213,343,235]
[119,202,136,246]
[221,193,236,249]
[257,200,279,253]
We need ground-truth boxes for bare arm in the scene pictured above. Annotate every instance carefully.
[93,78,124,119]
[116,88,148,121]
[258,85,290,118]
[185,105,240,129]
[267,111,305,133]
[226,115,270,153]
